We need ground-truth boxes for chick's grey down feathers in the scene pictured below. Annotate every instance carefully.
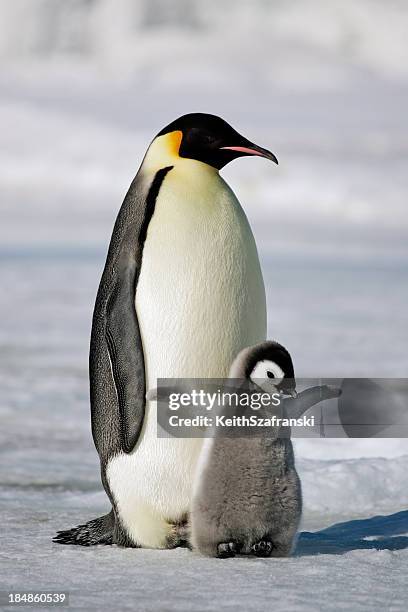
[191,342,340,558]
[191,435,302,557]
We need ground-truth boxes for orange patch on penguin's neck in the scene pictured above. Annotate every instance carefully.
[163,130,183,157]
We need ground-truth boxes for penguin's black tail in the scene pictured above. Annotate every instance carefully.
[53,511,114,546]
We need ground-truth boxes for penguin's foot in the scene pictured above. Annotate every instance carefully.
[166,513,191,549]
[251,540,273,557]
[217,542,236,558]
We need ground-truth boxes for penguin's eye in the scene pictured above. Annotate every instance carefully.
[250,360,285,383]
[201,133,213,146]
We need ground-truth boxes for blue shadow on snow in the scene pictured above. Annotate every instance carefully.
[295,510,408,556]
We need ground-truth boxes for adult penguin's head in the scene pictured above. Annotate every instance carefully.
[156,113,278,170]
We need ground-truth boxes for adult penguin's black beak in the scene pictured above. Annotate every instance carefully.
[220,142,278,164]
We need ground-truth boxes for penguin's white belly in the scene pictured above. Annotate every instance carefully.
[107,161,266,548]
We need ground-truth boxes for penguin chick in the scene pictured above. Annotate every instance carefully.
[190,341,339,559]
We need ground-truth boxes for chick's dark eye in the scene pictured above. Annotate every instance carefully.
[267,371,275,379]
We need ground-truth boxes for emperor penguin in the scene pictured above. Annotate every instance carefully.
[54,113,278,548]
[191,341,340,558]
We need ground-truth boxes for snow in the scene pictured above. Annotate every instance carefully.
[1,1,408,610]
[1,491,408,611]
[1,252,407,612]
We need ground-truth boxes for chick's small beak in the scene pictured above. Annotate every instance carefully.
[280,387,297,399]
[220,143,278,164]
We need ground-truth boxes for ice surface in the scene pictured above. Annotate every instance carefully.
[1,257,407,611]
[1,512,408,612]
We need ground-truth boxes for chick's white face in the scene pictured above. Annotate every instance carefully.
[250,359,285,393]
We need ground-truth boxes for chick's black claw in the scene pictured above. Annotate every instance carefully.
[252,540,273,557]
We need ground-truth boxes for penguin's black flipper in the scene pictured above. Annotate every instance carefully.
[53,511,114,546]
[90,167,173,456]
[103,248,146,455]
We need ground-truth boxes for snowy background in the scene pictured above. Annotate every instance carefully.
[0,1,408,610]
